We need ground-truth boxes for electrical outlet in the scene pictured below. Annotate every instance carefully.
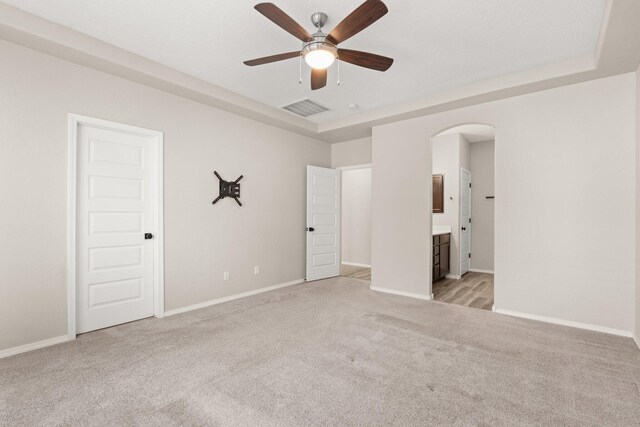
[254,266,259,275]
[223,272,230,280]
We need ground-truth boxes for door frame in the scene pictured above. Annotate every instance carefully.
[336,163,372,271]
[459,167,472,276]
[306,165,342,281]
[66,113,164,340]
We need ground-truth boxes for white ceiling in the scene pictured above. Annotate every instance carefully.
[4,0,607,124]
[438,124,495,143]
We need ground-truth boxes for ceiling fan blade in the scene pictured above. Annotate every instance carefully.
[311,68,327,90]
[244,51,300,66]
[338,49,393,71]
[326,0,388,45]
[254,3,312,42]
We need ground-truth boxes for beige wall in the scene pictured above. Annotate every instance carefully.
[341,168,372,266]
[636,65,640,342]
[373,73,636,333]
[470,140,495,272]
[331,137,372,168]
[0,40,330,352]
[460,135,471,174]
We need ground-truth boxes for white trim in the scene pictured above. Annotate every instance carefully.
[459,167,471,276]
[470,268,494,274]
[67,117,78,341]
[633,335,640,350]
[341,261,371,268]
[336,163,372,171]
[445,274,461,280]
[67,114,165,338]
[370,286,432,301]
[494,308,632,337]
[153,125,165,319]
[164,279,305,317]
[0,336,70,360]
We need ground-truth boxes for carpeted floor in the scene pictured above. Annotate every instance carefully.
[1,277,640,426]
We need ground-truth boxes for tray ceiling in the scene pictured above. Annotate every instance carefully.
[3,0,607,124]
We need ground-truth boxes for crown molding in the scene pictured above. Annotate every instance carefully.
[317,0,640,142]
[1,0,638,144]
[0,2,318,139]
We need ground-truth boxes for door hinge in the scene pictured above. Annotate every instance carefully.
[469,183,472,188]
[469,253,471,258]
[469,218,471,224]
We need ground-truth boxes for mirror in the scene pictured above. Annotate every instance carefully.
[433,174,444,213]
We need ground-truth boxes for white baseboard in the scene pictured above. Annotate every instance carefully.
[164,278,305,317]
[0,335,70,360]
[494,308,632,338]
[633,334,640,350]
[369,286,432,301]
[341,261,371,268]
[470,268,494,274]
[1,279,305,358]
[445,274,461,280]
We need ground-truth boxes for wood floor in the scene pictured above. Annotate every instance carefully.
[340,265,492,311]
[432,272,494,311]
[341,264,371,280]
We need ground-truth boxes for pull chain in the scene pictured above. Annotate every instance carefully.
[337,58,341,86]
[299,54,302,84]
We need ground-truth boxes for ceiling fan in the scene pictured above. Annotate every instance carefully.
[243,0,394,90]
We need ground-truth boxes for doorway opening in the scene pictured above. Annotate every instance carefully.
[430,124,495,310]
[339,164,372,281]
[67,114,164,340]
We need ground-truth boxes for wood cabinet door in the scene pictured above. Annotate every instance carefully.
[440,243,450,276]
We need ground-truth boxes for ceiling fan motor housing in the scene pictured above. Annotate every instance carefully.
[311,12,328,29]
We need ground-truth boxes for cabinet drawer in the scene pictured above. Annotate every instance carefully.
[433,245,440,256]
[433,235,440,245]
[439,233,450,244]
[433,254,439,266]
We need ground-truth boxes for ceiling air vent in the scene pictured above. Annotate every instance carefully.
[281,98,330,118]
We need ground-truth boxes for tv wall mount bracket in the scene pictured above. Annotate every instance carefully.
[212,171,243,206]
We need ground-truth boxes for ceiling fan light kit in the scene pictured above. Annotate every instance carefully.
[302,12,336,70]
[302,42,337,70]
[244,0,394,90]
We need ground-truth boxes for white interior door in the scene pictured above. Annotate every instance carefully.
[76,124,156,333]
[460,168,472,276]
[306,166,341,281]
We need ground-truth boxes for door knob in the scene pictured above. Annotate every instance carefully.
[145,233,154,240]
[306,227,315,232]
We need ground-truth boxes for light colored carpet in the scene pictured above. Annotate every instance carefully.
[1,276,639,426]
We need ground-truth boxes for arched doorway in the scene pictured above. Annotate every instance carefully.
[430,123,495,310]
